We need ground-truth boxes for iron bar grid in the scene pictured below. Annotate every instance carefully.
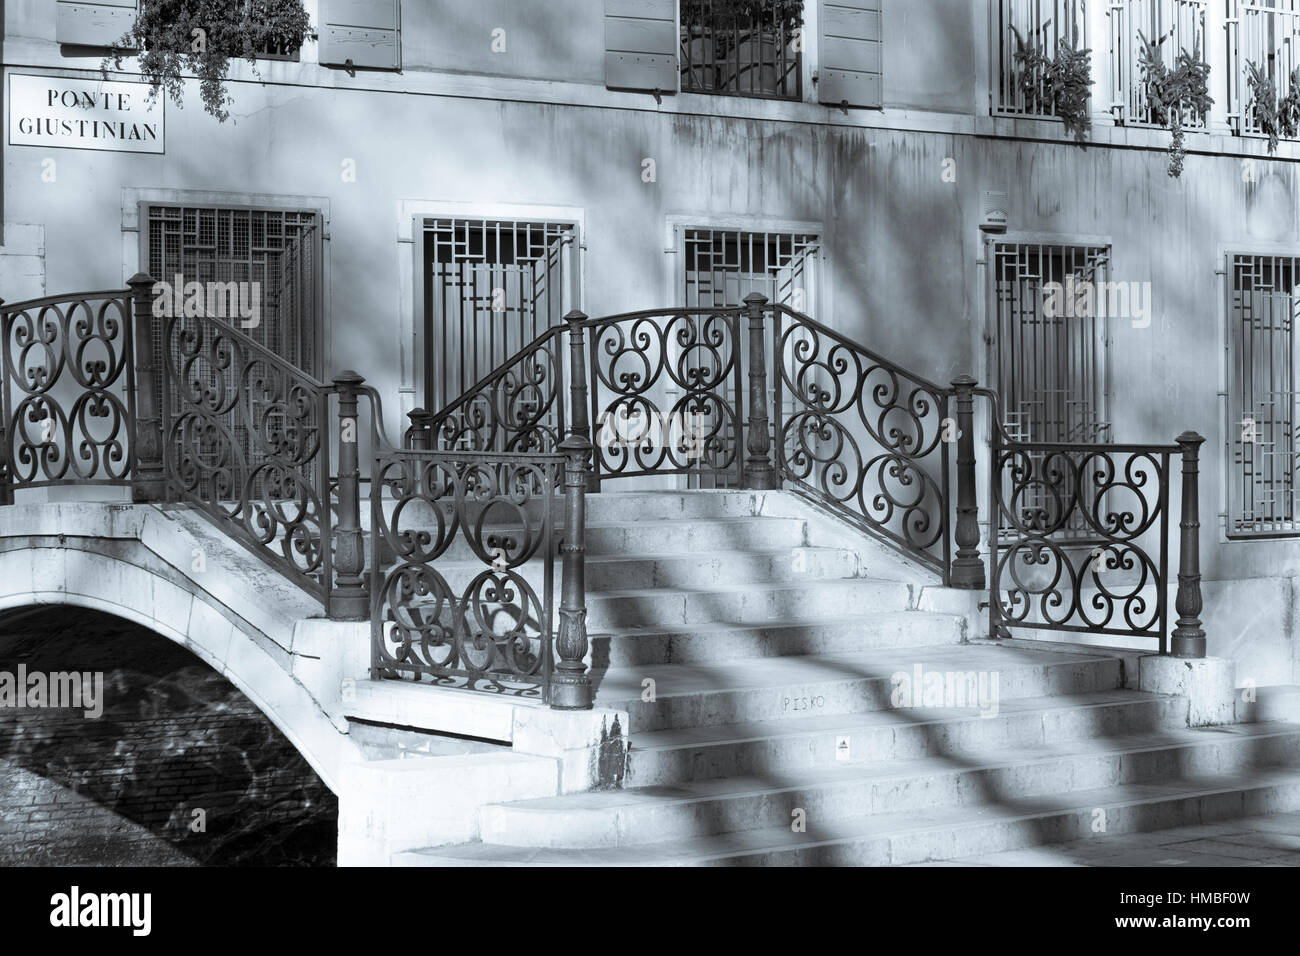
[679,0,803,100]
[1228,253,1300,536]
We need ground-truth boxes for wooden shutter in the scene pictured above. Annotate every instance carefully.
[318,0,401,71]
[56,0,138,48]
[818,0,882,108]
[605,0,677,95]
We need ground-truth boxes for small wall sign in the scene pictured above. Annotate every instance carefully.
[9,74,164,154]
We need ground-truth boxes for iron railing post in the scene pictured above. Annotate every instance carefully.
[406,407,432,450]
[1171,430,1207,659]
[949,375,986,589]
[552,433,593,710]
[743,292,777,490]
[330,370,368,620]
[0,298,10,507]
[127,273,165,503]
[565,310,598,492]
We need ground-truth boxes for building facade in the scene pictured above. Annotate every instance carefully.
[4,0,1300,684]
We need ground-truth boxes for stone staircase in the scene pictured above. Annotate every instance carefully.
[381,490,1300,866]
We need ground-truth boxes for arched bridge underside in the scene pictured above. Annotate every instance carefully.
[0,501,366,792]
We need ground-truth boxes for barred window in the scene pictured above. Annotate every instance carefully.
[423,219,575,412]
[992,242,1113,444]
[679,0,803,99]
[1228,254,1300,536]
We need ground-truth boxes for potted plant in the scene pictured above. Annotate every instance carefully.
[103,0,312,122]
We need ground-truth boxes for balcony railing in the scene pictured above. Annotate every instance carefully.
[1227,0,1300,138]
[992,0,1089,117]
[1110,0,1209,128]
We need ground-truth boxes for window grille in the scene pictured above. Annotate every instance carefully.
[1227,253,1300,535]
[424,219,574,412]
[679,0,802,99]
[992,242,1114,540]
[682,228,818,488]
[146,205,320,503]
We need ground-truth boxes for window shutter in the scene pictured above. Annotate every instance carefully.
[55,0,138,49]
[318,0,401,71]
[605,0,677,95]
[818,0,882,109]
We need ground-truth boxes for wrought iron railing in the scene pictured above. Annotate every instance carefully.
[411,326,567,455]
[160,296,332,601]
[992,0,1089,118]
[0,276,1210,700]
[771,302,952,576]
[586,306,745,485]
[369,449,561,698]
[0,278,602,709]
[0,290,136,495]
[980,385,1206,656]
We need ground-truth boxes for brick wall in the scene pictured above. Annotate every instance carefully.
[0,607,336,866]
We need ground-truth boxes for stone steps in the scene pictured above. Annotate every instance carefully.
[377,489,1299,867]
[622,689,1189,786]
[591,644,1127,733]
[470,723,1300,850]
[590,612,967,669]
[394,767,1300,866]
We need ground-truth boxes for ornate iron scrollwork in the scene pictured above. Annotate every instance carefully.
[371,450,560,697]
[774,308,948,572]
[992,442,1173,641]
[163,309,329,598]
[1,293,134,487]
[589,309,743,483]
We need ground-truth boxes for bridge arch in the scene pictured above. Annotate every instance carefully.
[0,503,365,793]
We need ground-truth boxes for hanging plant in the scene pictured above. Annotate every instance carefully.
[1136,31,1213,178]
[102,0,312,122]
[1010,26,1095,143]
[1244,61,1300,154]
